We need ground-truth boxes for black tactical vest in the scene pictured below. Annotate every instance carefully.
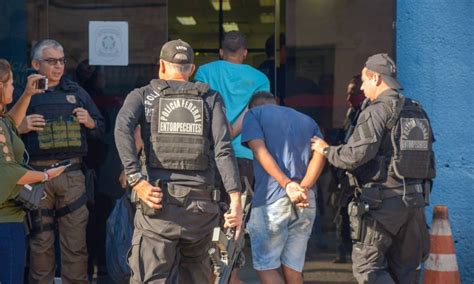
[387,95,436,180]
[149,80,211,171]
[25,86,87,159]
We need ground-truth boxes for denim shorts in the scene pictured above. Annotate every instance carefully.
[246,190,316,272]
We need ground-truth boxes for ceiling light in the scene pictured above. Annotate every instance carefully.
[176,16,197,26]
[260,12,274,24]
[222,22,239,32]
[259,0,274,7]
[211,0,231,11]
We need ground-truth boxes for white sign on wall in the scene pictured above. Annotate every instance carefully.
[89,21,128,66]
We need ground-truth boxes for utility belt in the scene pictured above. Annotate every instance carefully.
[131,180,220,216]
[15,158,84,212]
[24,157,94,236]
[348,181,431,242]
[356,182,429,210]
[29,157,83,172]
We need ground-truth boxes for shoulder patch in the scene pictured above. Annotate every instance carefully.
[351,112,376,146]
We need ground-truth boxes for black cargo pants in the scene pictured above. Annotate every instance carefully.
[128,185,220,284]
[351,193,430,284]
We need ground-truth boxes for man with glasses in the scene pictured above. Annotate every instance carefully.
[16,39,104,284]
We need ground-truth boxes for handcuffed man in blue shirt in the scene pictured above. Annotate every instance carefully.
[241,91,326,284]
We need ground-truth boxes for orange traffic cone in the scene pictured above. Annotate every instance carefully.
[422,205,461,284]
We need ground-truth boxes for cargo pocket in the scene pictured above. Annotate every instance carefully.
[361,218,391,252]
[64,170,86,203]
[127,233,143,283]
[419,212,430,262]
[167,184,191,207]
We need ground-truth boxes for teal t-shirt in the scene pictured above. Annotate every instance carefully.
[195,60,270,159]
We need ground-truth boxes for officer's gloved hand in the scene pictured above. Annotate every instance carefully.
[133,180,163,209]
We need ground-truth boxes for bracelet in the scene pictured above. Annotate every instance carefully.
[41,172,49,183]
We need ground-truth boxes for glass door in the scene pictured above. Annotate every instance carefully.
[168,0,277,79]
[281,0,396,138]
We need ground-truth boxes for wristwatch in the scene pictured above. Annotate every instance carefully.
[127,172,144,187]
[322,147,330,158]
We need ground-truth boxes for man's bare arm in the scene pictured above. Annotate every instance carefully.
[300,150,326,189]
[248,139,308,204]
[229,107,248,138]
[248,139,291,187]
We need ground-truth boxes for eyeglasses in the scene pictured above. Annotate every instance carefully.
[40,57,67,66]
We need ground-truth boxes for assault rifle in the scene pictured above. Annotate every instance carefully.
[208,177,253,284]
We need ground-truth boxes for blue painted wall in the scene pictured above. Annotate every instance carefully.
[397,1,474,282]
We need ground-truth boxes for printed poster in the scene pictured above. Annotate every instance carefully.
[89,21,128,66]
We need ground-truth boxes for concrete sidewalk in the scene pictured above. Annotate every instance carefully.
[92,231,357,283]
[238,232,357,284]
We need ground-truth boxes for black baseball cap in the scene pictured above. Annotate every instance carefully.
[365,53,402,90]
[160,39,194,64]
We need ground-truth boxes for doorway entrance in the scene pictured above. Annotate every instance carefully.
[0,1,396,281]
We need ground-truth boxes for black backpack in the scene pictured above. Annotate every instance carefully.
[387,95,436,180]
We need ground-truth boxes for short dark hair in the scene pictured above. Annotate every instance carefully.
[249,91,275,108]
[221,31,247,53]
[350,74,362,88]
[264,33,286,57]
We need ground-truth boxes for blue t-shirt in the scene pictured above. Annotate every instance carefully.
[195,60,270,159]
[241,105,323,207]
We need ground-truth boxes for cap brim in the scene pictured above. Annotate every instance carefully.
[381,74,403,90]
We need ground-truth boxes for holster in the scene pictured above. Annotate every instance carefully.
[136,180,162,217]
[82,165,96,207]
[358,186,382,209]
[347,200,369,241]
[25,209,55,236]
[14,183,46,211]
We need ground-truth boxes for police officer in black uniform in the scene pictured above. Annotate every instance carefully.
[114,39,243,283]
[331,75,366,263]
[17,39,105,283]
[312,54,433,284]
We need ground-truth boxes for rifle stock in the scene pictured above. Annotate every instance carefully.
[209,177,253,284]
